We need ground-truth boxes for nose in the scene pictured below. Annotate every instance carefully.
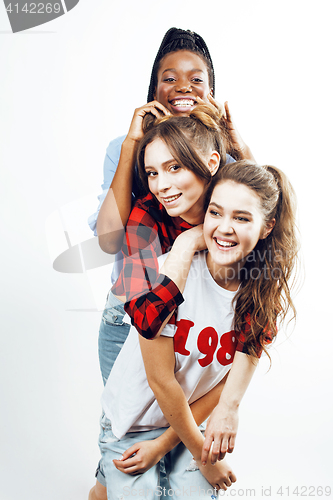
[175,77,192,93]
[157,172,171,193]
[217,216,234,235]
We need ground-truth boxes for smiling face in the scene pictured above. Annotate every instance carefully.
[204,180,274,287]
[144,137,212,225]
[154,50,212,116]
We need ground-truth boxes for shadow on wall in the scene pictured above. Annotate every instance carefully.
[45,193,115,310]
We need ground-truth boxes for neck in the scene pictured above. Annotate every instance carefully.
[206,254,242,291]
[180,208,205,226]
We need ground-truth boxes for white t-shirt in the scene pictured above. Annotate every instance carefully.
[101,251,239,440]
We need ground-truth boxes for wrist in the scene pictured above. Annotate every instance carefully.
[237,143,255,162]
[218,395,240,411]
[173,232,199,257]
[187,433,205,462]
[155,433,180,456]
[123,136,140,150]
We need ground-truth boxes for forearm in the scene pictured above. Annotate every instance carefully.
[96,137,138,253]
[159,223,207,298]
[139,335,204,459]
[159,237,196,295]
[123,275,184,339]
[201,351,258,464]
[150,378,205,460]
[150,240,196,337]
[237,143,256,162]
[218,351,258,409]
[153,379,226,455]
[151,229,205,337]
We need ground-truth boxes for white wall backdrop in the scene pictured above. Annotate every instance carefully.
[1,1,332,499]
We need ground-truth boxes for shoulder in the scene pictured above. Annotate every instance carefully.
[106,135,126,157]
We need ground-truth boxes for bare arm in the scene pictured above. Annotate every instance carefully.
[152,225,206,337]
[139,335,236,489]
[200,95,256,162]
[221,100,256,162]
[97,137,138,253]
[113,376,227,475]
[96,101,171,254]
[201,350,258,465]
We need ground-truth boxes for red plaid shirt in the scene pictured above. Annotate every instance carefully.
[112,193,193,339]
[112,193,274,353]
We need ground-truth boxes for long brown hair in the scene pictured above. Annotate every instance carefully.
[137,104,227,191]
[205,161,299,359]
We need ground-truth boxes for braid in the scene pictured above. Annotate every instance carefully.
[147,27,215,102]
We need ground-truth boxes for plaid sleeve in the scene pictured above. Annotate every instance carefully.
[125,275,184,339]
[236,313,275,358]
[112,204,184,339]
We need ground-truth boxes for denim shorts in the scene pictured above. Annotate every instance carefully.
[98,290,131,385]
[96,290,131,486]
[98,414,217,500]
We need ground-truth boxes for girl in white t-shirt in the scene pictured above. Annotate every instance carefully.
[99,158,299,498]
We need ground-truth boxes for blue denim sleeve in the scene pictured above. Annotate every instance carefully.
[88,135,126,235]
[226,153,235,164]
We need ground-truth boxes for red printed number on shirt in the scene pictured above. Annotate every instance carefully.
[197,327,219,367]
[216,331,237,366]
[173,319,193,355]
[174,320,237,367]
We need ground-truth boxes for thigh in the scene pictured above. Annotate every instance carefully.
[99,415,165,500]
[98,292,130,385]
[166,443,218,500]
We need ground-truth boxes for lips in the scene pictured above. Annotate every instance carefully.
[214,237,237,248]
[161,193,182,204]
[170,98,196,107]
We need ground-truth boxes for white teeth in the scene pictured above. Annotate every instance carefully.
[164,194,180,202]
[216,239,236,247]
[172,99,194,107]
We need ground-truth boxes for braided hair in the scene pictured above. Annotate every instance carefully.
[147,27,215,102]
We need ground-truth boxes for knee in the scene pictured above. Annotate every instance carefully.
[89,482,107,500]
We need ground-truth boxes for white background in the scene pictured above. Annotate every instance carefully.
[1,1,332,499]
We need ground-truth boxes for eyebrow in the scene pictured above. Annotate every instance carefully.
[144,159,177,170]
[209,202,253,216]
[161,68,205,75]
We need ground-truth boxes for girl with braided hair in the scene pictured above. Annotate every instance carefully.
[89,28,255,500]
